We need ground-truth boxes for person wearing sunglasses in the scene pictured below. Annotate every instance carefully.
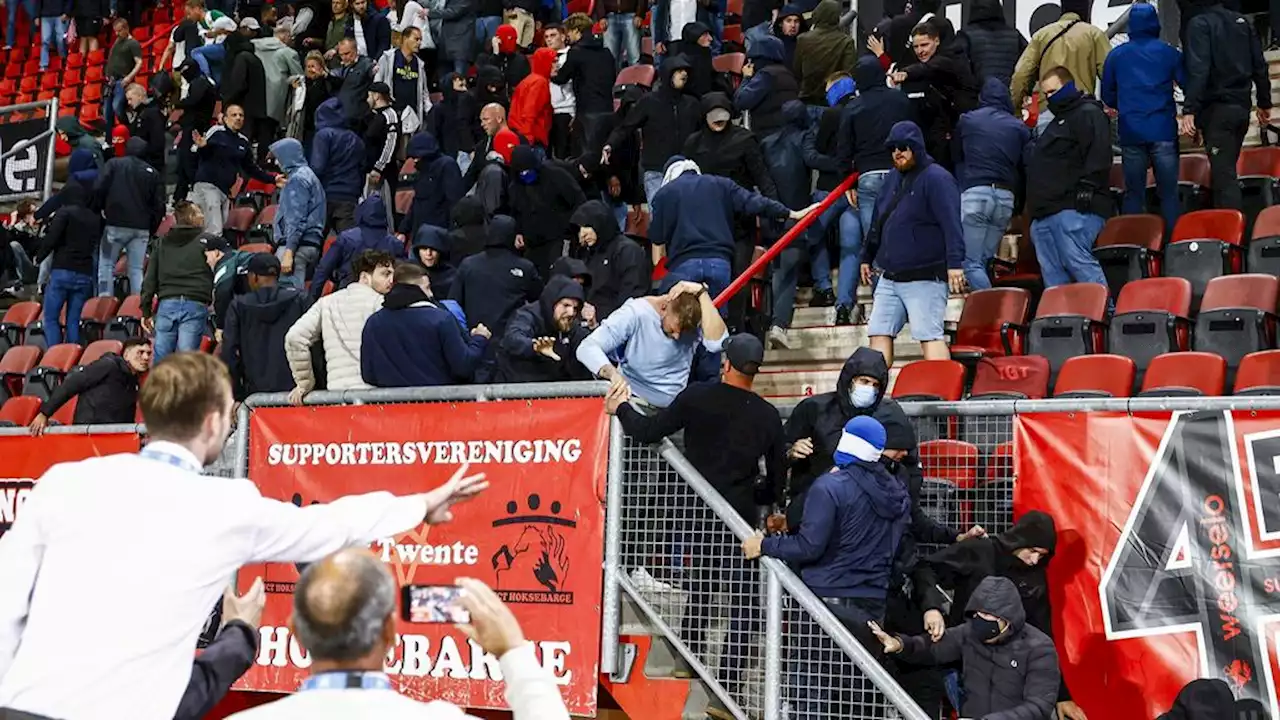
[860,120,964,370]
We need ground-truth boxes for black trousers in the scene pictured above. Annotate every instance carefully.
[1202,103,1251,210]
[174,128,198,202]
[883,587,948,719]
[523,240,565,278]
[550,113,574,160]
[325,199,358,236]
[250,117,279,166]
[681,536,760,695]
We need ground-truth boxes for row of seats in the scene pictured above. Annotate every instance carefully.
[0,395,71,426]
[0,339,124,404]
[0,297,141,355]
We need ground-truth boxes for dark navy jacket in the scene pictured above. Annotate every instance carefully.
[412,224,457,299]
[650,170,790,268]
[399,132,464,235]
[194,125,275,196]
[310,97,367,202]
[863,122,964,280]
[954,78,1031,191]
[361,283,488,387]
[310,194,405,298]
[1100,3,1185,145]
[761,459,910,598]
[449,214,543,341]
[837,55,915,175]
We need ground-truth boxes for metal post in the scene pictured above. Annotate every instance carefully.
[764,568,782,720]
[600,416,625,674]
[233,402,251,478]
[43,98,57,202]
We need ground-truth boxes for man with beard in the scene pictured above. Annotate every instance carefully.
[602,56,701,205]
[889,19,978,169]
[496,276,592,382]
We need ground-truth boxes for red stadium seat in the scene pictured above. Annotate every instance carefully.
[251,204,278,244]
[625,207,649,239]
[398,158,418,183]
[23,304,67,352]
[1139,352,1227,397]
[224,206,258,246]
[18,76,35,93]
[1108,277,1193,388]
[1053,354,1136,398]
[1025,282,1108,381]
[968,355,1051,400]
[58,87,80,109]
[238,243,273,256]
[0,396,41,427]
[105,295,144,342]
[78,296,120,344]
[1165,209,1246,310]
[0,301,41,356]
[712,52,746,91]
[0,346,40,400]
[1174,154,1210,213]
[975,442,1015,531]
[641,36,654,59]
[1092,214,1164,303]
[1193,274,1278,383]
[79,339,123,367]
[919,439,980,528]
[66,53,83,69]
[726,0,743,18]
[394,189,414,215]
[1237,146,1280,236]
[891,359,966,401]
[23,343,82,401]
[722,23,743,47]
[50,395,78,426]
[1248,205,1280,275]
[989,217,1043,298]
[1235,350,1280,395]
[39,71,58,91]
[949,288,1031,362]
[156,214,176,237]
[87,49,106,66]
[614,64,655,89]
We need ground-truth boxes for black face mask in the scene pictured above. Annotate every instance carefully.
[880,457,901,475]
[969,615,1003,642]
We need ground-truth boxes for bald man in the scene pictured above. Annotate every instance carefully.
[226,550,570,720]
[463,103,519,194]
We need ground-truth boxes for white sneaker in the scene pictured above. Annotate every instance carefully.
[767,326,794,350]
[630,567,674,592]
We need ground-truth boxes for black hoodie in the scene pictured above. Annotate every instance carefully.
[94,137,165,233]
[448,197,488,262]
[552,33,616,116]
[125,98,168,172]
[413,224,458,298]
[220,284,312,400]
[837,55,916,175]
[430,72,479,155]
[570,200,650,321]
[682,92,777,199]
[1157,679,1237,720]
[496,276,592,382]
[507,145,587,250]
[449,214,543,340]
[177,60,217,132]
[37,182,101,277]
[674,22,722,98]
[955,0,1027,89]
[605,56,702,172]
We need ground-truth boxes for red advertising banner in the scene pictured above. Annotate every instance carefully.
[1016,410,1280,719]
[0,433,142,539]
[235,399,609,716]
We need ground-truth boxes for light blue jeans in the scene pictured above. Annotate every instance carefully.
[276,243,320,291]
[603,12,640,69]
[99,226,149,297]
[5,0,36,47]
[39,15,66,68]
[1029,210,1107,288]
[153,298,209,363]
[960,186,1015,291]
[191,43,226,85]
[811,188,862,306]
[856,170,889,243]
[866,276,948,341]
[643,170,663,204]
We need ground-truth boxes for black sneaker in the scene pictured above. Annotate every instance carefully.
[835,305,853,326]
[810,288,836,307]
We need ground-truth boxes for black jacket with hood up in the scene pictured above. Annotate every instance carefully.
[674,22,724,98]
[126,100,168,172]
[955,0,1027,89]
[606,56,702,172]
[93,137,165,233]
[220,284,312,400]
[552,33,616,116]
[683,93,777,198]
[1157,679,1238,720]
[37,182,101,278]
[413,224,458,298]
[571,200,649,321]
[837,55,916,175]
[449,197,489,262]
[507,146,588,249]
[496,276,592,383]
[783,347,890,529]
[896,576,1060,720]
[400,132,465,235]
[449,214,543,340]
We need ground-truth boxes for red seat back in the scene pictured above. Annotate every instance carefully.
[953,288,1031,356]
[1236,350,1280,393]
[712,52,745,75]
[80,296,120,325]
[50,395,78,426]
[116,295,143,319]
[1115,277,1192,316]
[1034,283,1108,322]
[2,301,42,328]
[255,205,278,227]
[239,243,274,255]
[38,343,83,372]
[1171,209,1245,246]
[1140,352,1227,396]
[0,396,41,425]
[226,206,257,232]
[1054,354,1135,397]
[1199,274,1279,313]
[156,214,176,237]
[918,440,980,489]
[890,360,965,401]
[969,356,1051,399]
[1238,146,1280,177]
[0,346,40,375]
[1094,215,1164,251]
[1178,154,1211,187]
[80,340,123,366]
[1254,206,1280,240]
[614,64,655,88]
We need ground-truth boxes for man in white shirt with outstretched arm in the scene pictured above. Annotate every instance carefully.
[0,351,488,720]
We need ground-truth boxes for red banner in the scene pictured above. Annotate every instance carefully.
[1016,411,1280,719]
[0,433,142,539]
[235,399,609,716]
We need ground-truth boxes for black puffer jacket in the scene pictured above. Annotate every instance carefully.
[956,0,1027,89]
[571,200,649,321]
[683,93,777,198]
[605,56,702,172]
[39,354,140,424]
[896,576,1060,720]
[449,214,543,340]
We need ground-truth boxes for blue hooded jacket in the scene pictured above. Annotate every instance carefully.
[862,122,965,278]
[954,78,1031,190]
[759,101,814,210]
[270,138,327,252]
[310,194,405,298]
[413,224,458,299]
[735,35,788,115]
[1101,3,1185,145]
[399,132,464,236]
[35,150,99,222]
[310,97,367,201]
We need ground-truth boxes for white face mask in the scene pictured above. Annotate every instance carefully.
[850,384,878,409]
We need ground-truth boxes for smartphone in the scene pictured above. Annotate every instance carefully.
[401,584,471,624]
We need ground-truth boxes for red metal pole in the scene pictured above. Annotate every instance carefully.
[712,172,860,309]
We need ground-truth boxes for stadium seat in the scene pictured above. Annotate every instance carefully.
[975,442,1015,533]
[1164,209,1246,310]
[104,295,144,342]
[968,356,1051,400]
[1139,351,1226,397]
[614,64,655,90]
[1174,154,1210,213]
[23,343,82,401]
[1237,146,1280,236]
[250,205,278,245]
[0,301,41,356]
[23,304,67,352]
[1235,350,1280,395]
[948,288,1031,362]
[87,49,106,66]
[79,339,123,367]
[239,242,274,256]
[394,189,414,216]
[0,396,41,427]
[78,296,120,344]
[1053,354,1136,398]
[1108,277,1193,389]
[235,178,276,210]
[890,359,966,401]
[1248,205,1280,276]
[1192,274,1278,384]
[0,346,40,401]
[18,76,35,93]
[1092,214,1163,303]
[989,219,1043,300]
[82,82,103,103]
[918,439,980,529]
[49,395,77,426]
[625,207,649,239]
[1025,282,1108,381]
[57,87,80,109]
[224,206,258,246]
[156,214,176,237]
[712,52,746,91]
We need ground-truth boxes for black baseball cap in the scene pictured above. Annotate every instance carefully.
[723,333,764,375]
[369,81,392,97]
[199,233,230,253]
[246,252,281,276]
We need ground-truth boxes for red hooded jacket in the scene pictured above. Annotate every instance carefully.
[508,47,555,146]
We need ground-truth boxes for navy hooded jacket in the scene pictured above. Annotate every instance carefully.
[954,78,1031,191]
[400,132,464,235]
[761,457,910,598]
[837,55,915,175]
[449,214,543,341]
[361,282,488,387]
[650,165,791,268]
[412,224,458,299]
[759,101,814,210]
[310,97,367,202]
[310,194,405,298]
[862,122,964,279]
[1101,3,1185,145]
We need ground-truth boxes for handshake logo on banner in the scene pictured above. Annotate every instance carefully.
[491,493,575,605]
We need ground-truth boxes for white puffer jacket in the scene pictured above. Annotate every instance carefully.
[285,282,385,392]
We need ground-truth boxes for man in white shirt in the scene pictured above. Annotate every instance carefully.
[0,351,488,720]
[543,24,576,159]
[228,550,570,720]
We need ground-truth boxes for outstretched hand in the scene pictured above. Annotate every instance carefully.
[867,621,903,654]
[422,463,489,524]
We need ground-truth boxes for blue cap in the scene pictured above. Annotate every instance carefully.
[833,416,886,467]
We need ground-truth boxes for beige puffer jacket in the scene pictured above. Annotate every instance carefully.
[285,282,385,392]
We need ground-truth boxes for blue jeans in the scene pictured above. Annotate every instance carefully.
[99,226,149,297]
[191,43,226,85]
[643,170,663,204]
[44,269,94,346]
[153,298,209,362]
[475,15,502,42]
[612,201,628,234]
[39,15,66,68]
[102,79,128,132]
[1029,210,1108,288]
[960,186,1015,291]
[5,0,35,46]
[603,13,640,68]
[276,243,320,291]
[1121,141,1180,235]
[867,276,948,341]
[659,256,731,382]
[812,189,862,306]
[856,170,888,243]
